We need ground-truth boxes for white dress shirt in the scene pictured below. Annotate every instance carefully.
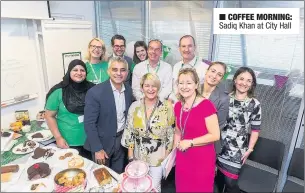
[110,80,126,133]
[169,56,209,103]
[132,59,173,102]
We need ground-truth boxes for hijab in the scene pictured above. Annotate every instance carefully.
[45,59,95,114]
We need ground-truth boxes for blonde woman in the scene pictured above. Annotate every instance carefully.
[121,73,175,192]
[85,38,109,84]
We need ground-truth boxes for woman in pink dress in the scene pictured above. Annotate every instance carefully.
[174,68,220,192]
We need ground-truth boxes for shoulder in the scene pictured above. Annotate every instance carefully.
[124,55,133,62]
[128,100,141,112]
[48,88,62,99]
[133,60,146,71]
[101,61,109,65]
[124,83,132,92]
[250,97,261,106]
[174,101,182,112]
[215,87,229,102]
[88,81,109,94]
[160,60,172,69]
[173,61,182,71]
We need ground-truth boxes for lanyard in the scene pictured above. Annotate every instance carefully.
[89,63,102,83]
[181,57,198,68]
[179,97,197,139]
[147,62,160,74]
[144,98,159,137]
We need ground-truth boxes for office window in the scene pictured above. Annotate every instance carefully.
[150,1,214,64]
[95,1,145,56]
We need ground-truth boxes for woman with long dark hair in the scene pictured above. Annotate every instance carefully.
[216,67,262,193]
[133,41,148,64]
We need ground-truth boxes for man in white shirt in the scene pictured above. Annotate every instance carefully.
[132,39,172,101]
[169,35,209,103]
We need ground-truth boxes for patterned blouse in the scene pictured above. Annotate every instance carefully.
[121,99,175,166]
[218,94,262,169]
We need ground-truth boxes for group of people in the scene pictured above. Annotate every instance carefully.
[44,34,262,193]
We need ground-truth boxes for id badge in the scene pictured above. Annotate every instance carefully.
[78,115,84,123]
[226,129,238,138]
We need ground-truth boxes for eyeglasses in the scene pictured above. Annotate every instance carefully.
[90,45,103,50]
[113,45,125,49]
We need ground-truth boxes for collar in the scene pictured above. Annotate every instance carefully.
[113,53,125,58]
[181,56,197,67]
[110,79,125,93]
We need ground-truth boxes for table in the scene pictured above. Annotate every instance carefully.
[1,121,47,165]
[1,144,122,192]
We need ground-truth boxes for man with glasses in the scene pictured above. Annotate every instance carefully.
[109,34,135,86]
[132,39,172,102]
[168,35,209,104]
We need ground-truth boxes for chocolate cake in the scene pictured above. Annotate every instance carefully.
[1,132,11,137]
[27,162,51,180]
[32,147,54,159]
[23,140,36,148]
[31,132,44,139]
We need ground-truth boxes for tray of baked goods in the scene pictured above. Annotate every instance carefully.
[88,165,121,192]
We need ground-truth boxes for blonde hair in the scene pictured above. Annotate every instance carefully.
[140,73,161,91]
[108,56,129,71]
[85,38,107,61]
[176,68,201,103]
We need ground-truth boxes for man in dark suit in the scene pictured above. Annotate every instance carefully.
[108,34,135,86]
[84,56,133,173]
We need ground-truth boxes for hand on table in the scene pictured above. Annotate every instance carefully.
[95,149,109,165]
[56,136,69,149]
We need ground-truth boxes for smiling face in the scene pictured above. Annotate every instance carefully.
[70,65,86,83]
[148,41,162,63]
[178,73,199,99]
[135,46,147,62]
[179,36,196,62]
[205,63,226,86]
[142,79,159,100]
[89,39,103,59]
[234,71,253,95]
[107,61,128,85]
[112,39,126,57]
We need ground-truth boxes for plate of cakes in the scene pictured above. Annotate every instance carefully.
[26,146,58,165]
[88,165,121,192]
[12,140,39,155]
[26,130,53,142]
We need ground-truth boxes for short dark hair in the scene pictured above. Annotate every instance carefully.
[232,67,257,98]
[133,41,148,64]
[111,34,126,46]
[179,35,196,47]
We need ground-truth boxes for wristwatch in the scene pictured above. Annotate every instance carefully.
[190,139,194,147]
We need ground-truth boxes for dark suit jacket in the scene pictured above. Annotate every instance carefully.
[83,80,133,154]
[108,55,134,86]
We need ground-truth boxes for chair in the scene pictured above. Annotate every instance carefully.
[282,148,304,192]
[238,136,285,192]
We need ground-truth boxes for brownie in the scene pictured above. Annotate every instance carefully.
[1,132,11,137]
[31,133,44,139]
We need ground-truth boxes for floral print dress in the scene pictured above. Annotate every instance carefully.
[121,99,175,166]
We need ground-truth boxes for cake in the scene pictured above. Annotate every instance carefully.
[1,173,12,182]
[68,156,84,168]
[23,140,36,148]
[31,132,44,139]
[32,147,54,159]
[93,168,112,186]
[1,165,19,174]
[1,132,11,137]
[27,162,51,180]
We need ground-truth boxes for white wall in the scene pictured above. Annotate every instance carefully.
[49,1,96,36]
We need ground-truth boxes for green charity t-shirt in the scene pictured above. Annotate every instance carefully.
[45,88,86,146]
[86,61,109,84]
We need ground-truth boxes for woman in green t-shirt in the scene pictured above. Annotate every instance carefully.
[85,38,109,84]
[45,59,95,160]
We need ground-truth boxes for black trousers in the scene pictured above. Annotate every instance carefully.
[215,169,240,193]
[91,132,126,174]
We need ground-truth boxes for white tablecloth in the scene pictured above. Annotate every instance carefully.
[1,143,122,192]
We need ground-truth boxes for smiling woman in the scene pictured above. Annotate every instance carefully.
[44,59,94,160]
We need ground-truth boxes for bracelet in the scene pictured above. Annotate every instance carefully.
[190,139,194,147]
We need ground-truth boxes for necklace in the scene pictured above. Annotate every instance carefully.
[144,98,159,136]
[181,57,198,68]
[179,96,197,139]
[89,63,102,83]
[147,61,160,73]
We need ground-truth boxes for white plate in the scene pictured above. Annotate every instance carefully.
[1,164,26,192]
[12,141,39,155]
[26,146,59,165]
[88,165,121,192]
[49,148,95,169]
[26,130,53,142]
